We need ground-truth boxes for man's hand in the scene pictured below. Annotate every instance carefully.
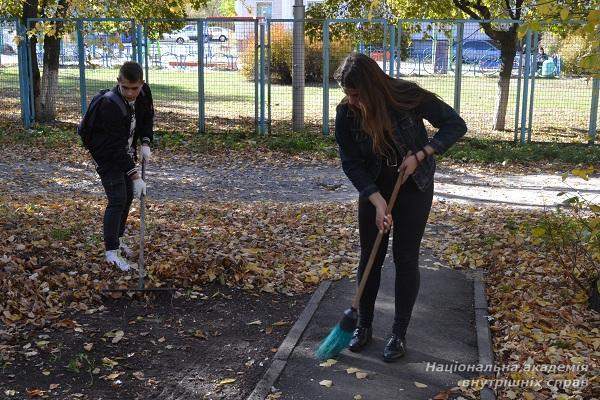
[140,144,151,162]
[132,177,147,199]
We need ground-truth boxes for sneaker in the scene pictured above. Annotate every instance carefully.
[383,334,406,362]
[119,240,134,259]
[105,250,131,272]
[348,326,372,352]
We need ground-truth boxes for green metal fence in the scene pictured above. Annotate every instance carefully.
[0,17,598,144]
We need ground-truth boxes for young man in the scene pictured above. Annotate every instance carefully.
[86,61,154,271]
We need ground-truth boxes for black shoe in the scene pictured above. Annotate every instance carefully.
[348,326,372,352]
[383,334,406,362]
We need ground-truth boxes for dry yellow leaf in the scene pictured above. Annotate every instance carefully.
[218,378,236,385]
[414,381,428,388]
[319,380,333,388]
[355,372,368,379]
[346,367,360,374]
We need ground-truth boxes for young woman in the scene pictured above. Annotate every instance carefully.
[334,52,467,362]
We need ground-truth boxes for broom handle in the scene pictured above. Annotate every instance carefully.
[351,167,406,309]
[138,158,146,290]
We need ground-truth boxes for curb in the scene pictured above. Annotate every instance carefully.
[247,280,332,400]
[473,269,496,400]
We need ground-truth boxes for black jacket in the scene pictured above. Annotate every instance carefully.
[335,96,467,198]
[89,83,154,176]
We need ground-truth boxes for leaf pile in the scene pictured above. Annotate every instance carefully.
[427,204,600,400]
[0,194,359,334]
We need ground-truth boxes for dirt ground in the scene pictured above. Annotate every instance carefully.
[0,284,309,399]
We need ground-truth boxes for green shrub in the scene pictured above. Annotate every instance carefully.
[240,25,353,84]
[557,34,591,76]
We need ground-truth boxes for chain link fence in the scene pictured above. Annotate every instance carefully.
[0,17,598,143]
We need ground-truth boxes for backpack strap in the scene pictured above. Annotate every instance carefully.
[103,90,130,118]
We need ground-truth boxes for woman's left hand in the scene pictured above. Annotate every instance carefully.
[398,152,419,184]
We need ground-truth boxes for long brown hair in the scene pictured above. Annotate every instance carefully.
[334,52,437,158]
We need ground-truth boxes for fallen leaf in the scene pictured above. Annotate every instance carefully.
[414,382,428,388]
[319,380,333,387]
[354,396,363,400]
[247,320,262,325]
[319,359,337,367]
[83,343,93,351]
[49,384,59,390]
[133,371,145,380]
[218,378,236,385]
[346,367,360,374]
[355,372,368,379]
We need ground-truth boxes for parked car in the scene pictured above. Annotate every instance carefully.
[207,27,231,42]
[163,25,198,44]
[456,39,501,63]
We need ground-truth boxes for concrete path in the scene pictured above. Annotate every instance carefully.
[1,159,598,208]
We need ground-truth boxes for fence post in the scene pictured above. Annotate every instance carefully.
[136,24,143,64]
[389,24,395,77]
[322,19,330,136]
[292,0,305,131]
[382,21,388,74]
[76,20,87,115]
[259,21,266,135]
[197,19,206,134]
[527,30,538,143]
[267,20,272,134]
[396,22,402,78]
[589,77,599,144]
[143,21,149,84]
[514,48,524,141]
[25,18,36,124]
[453,22,464,114]
[254,19,259,134]
[519,30,532,145]
[16,20,32,128]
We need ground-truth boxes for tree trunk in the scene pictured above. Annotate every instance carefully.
[493,34,517,131]
[37,34,61,122]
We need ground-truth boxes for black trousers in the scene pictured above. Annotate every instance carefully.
[99,168,133,251]
[356,177,433,337]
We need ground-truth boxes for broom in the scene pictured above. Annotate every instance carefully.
[315,166,407,360]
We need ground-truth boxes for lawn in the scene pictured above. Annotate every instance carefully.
[0,66,597,142]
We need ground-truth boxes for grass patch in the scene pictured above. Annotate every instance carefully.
[0,124,80,148]
[155,129,339,157]
[444,137,600,164]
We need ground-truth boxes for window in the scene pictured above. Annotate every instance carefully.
[256,2,272,18]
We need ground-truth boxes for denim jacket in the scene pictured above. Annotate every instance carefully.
[335,96,467,198]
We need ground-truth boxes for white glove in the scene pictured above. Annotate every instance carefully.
[132,178,147,199]
[140,144,151,162]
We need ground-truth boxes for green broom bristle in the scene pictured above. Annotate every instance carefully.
[315,324,353,360]
[314,308,357,360]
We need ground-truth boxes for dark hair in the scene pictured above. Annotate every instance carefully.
[334,52,437,158]
[119,61,144,82]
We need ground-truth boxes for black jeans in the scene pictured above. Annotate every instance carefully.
[356,176,433,338]
[99,168,133,251]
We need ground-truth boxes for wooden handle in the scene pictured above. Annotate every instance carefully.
[352,168,405,309]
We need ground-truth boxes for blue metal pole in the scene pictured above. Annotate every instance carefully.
[382,21,388,74]
[396,22,401,78]
[267,20,272,134]
[322,20,330,136]
[389,24,395,77]
[143,21,149,84]
[514,49,523,141]
[136,24,143,64]
[527,30,538,143]
[26,18,35,124]
[16,20,31,128]
[198,20,205,134]
[259,22,266,135]
[254,19,258,134]
[76,20,87,115]
[453,22,464,114]
[519,30,532,145]
[589,77,599,144]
